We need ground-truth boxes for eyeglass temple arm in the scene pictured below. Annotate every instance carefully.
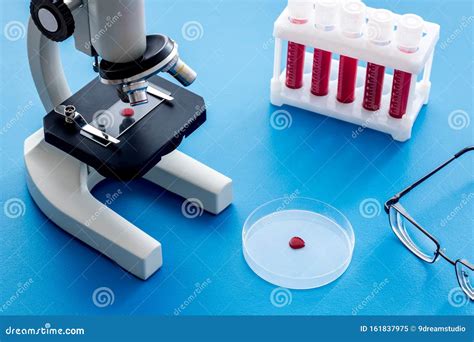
[460,259,474,270]
[384,146,474,213]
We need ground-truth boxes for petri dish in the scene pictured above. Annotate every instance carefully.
[242,197,355,289]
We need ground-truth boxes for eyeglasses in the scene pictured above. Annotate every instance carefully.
[384,146,474,301]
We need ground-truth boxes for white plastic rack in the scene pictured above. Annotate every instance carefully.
[270,2,440,141]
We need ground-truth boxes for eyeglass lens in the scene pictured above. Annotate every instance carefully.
[389,206,438,262]
[456,261,474,300]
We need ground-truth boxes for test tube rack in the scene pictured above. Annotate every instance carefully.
[270,4,440,142]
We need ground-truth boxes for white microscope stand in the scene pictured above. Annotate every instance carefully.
[25,21,232,280]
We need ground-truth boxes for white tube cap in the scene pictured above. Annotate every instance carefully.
[340,0,367,38]
[367,9,394,45]
[288,0,313,24]
[396,13,424,53]
[314,0,339,30]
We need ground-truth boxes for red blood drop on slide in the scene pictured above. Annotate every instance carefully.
[121,108,134,117]
[289,236,305,249]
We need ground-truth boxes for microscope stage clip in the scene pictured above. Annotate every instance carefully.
[54,104,121,145]
[147,84,174,101]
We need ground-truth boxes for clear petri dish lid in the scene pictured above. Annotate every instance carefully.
[242,197,355,289]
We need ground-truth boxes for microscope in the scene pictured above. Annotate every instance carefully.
[24,0,233,279]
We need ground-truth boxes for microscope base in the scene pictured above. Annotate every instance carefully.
[24,129,232,280]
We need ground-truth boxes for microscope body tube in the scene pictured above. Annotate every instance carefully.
[88,0,146,63]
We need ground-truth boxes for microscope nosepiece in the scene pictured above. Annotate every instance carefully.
[128,89,148,106]
[166,58,197,87]
[121,80,149,106]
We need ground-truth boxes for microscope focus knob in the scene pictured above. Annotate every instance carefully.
[30,0,75,42]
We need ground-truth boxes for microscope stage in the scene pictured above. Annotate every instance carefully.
[43,76,206,180]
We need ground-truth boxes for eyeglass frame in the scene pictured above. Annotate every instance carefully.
[384,146,474,301]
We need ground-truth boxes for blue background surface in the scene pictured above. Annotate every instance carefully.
[0,0,473,316]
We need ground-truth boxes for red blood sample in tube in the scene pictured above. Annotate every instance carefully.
[285,41,305,89]
[362,63,385,111]
[389,70,412,118]
[337,55,358,103]
[311,49,332,96]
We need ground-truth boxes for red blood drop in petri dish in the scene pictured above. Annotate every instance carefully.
[289,236,305,249]
[121,108,134,117]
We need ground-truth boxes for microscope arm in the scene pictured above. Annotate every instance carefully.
[27,18,71,112]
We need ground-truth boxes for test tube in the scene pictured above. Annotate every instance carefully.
[337,1,366,103]
[285,0,312,89]
[311,0,338,96]
[389,14,424,118]
[362,9,394,111]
